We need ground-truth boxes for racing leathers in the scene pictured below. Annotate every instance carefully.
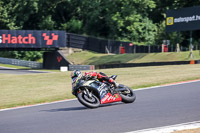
[84,71,118,88]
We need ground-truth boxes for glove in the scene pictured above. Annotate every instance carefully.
[85,74,92,80]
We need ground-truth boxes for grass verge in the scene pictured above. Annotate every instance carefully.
[172,128,200,133]
[1,64,200,109]
[67,50,200,65]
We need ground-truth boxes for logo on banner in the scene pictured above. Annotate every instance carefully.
[42,33,58,45]
[57,56,62,62]
[0,34,36,44]
[166,17,174,25]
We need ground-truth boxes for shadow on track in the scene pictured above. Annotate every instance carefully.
[41,102,124,112]
[41,106,88,112]
[100,102,124,107]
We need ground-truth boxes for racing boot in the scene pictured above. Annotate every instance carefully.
[109,78,119,89]
[109,78,119,95]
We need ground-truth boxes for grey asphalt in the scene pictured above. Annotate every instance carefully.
[0,67,48,74]
[0,81,200,133]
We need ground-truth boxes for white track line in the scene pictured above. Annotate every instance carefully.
[1,79,200,112]
[125,121,200,133]
[135,79,200,92]
[0,66,17,69]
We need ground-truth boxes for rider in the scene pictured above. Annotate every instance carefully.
[71,70,119,89]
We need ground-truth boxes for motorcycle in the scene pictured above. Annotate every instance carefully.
[72,75,136,108]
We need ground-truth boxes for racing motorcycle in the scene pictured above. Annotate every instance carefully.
[72,75,136,108]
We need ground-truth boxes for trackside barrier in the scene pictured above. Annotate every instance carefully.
[68,65,95,71]
[0,57,43,69]
[95,60,200,69]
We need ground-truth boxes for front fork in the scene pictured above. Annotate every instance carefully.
[83,88,92,98]
[115,86,130,94]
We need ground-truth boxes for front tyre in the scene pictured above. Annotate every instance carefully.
[77,90,100,108]
[118,85,136,103]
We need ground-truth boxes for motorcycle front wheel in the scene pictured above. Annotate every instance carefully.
[77,89,100,108]
[118,84,136,103]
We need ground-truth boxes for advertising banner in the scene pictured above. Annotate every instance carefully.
[0,30,66,48]
[166,6,200,32]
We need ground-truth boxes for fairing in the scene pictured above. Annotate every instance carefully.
[101,93,122,104]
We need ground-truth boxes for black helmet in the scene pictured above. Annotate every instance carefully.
[71,70,82,79]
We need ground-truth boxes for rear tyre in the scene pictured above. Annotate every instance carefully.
[118,84,136,103]
[77,90,100,108]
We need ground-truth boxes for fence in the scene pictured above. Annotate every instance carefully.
[67,33,164,54]
[0,57,43,69]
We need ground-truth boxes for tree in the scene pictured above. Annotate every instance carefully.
[73,0,157,45]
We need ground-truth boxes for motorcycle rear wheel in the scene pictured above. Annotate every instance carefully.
[77,90,100,108]
[118,85,136,103]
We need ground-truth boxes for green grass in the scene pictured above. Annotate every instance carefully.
[67,50,200,65]
[67,51,105,65]
[0,72,73,109]
[1,64,200,109]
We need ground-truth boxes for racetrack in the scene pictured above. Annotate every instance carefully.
[0,67,48,74]
[0,81,200,133]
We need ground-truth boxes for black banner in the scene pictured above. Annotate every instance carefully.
[166,6,200,32]
[0,30,66,48]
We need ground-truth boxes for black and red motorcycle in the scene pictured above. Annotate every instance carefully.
[72,75,136,108]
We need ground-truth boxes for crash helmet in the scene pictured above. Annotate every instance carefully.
[71,70,82,79]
